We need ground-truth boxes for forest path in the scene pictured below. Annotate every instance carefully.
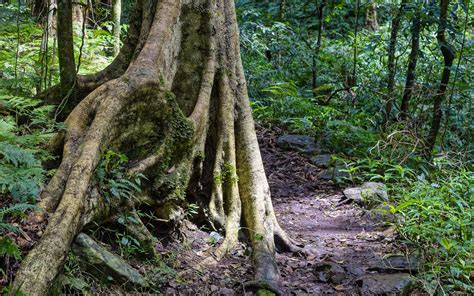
[166,127,411,295]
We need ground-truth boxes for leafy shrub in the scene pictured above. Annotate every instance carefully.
[322,120,377,156]
[389,169,473,294]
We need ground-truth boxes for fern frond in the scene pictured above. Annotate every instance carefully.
[0,236,21,259]
[0,222,21,234]
[0,142,38,167]
[0,203,38,220]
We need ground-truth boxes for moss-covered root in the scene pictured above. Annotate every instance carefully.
[11,83,128,295]
[31,92,101,223]
[209,72,241,258]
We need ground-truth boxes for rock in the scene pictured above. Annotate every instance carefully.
[365,204,396,223]
[369,255,422,273]
[341,182,388,208]
[72,233,148,288]
[361,182,388,202]
[319,165,349,181]
[313,262,346,284]
[310,154,332,168]
[356,273,414,295]
[342,187,364,206]
[276,134,318,155]
[345,264,365,277]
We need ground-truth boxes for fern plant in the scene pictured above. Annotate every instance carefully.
[94,150,145,202]
[0,94,57,203]
[0,203,38,260]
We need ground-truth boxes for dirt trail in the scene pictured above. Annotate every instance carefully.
[162,127,408,295]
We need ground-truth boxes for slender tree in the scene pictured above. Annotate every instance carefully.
[112,0,121,56]
[383,0,407,126]
[12,0,299,294]
[426,0,454,154]
[279,0,286,20]
[400,5,422,119]
[365,0,379,30]
[351,0,360,88]
[56,0,76,92]
[311,0,326,94]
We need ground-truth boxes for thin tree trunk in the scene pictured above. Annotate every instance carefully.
[365,0,379,30]
[383,0,406,126]
[112,0,121,56]
[311,0,326,95]
[351,0,360,92]
[426,0,454,155]
[279,0,286,20]
[57,0,76,89]
[400,7,422,120]
[441,0,469,146]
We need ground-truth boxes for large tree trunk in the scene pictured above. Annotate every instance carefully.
[12,0,298,294]
[426,0,454,155]
[57,0,76,90]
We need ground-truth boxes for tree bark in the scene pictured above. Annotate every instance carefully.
[351,0,360,88]
[400,7,422,120]
[426,0,454,155]
[365,0,379,30]
[279,0,286,20]
[383,0,406,127]
[12,0,298,294]
[311,0,326,95]
[112,0,121,57]
[57,0,76,89]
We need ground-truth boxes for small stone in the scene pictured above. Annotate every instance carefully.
[365,204,396,222]
[341,182,388,208]
[276,134,318,155]
[313,262,346,284]
[356,273,414,295]
[342,187,364,205]
[310,154,332,168]
[369,255,422,273]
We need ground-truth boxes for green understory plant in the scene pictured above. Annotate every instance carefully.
[94,149,145,202]
[389,169,473,294]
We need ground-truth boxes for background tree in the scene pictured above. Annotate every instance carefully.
[426,0,454,155]
[400,3,422,120]
[383,0,406,126]
[112,0,121,56]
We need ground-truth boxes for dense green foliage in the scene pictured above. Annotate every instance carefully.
[238,0,473,293]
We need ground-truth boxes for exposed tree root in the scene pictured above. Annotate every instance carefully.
[12,0,300,294]
[244,280,284,296]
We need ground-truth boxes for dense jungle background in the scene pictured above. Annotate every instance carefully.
[0,0,472,294]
